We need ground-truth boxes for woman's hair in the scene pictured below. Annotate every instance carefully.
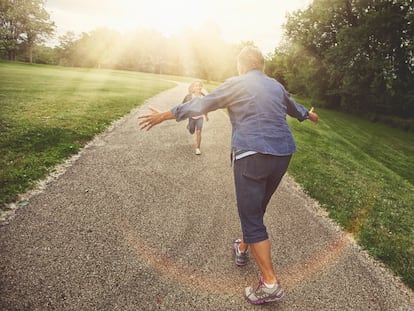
[188,80,203,93]
[237,46,265,72]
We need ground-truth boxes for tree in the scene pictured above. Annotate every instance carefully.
[281,0,414,118]
[20,0,55,63]
[191,22,237,81]
[55,31,78,67]
[0,0,54,62]
[324,0,414,116]
[0,0,21,60]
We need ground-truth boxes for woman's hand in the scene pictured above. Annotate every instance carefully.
[138,106,175,130]
[308,107,319,124]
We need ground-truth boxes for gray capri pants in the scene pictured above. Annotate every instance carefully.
[233,153,292,244]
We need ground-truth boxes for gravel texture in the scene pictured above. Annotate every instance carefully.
[1,83,413,310]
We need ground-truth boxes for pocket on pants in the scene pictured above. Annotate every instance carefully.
[242,154,269,181]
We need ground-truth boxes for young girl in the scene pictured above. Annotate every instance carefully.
[182,80,209,155]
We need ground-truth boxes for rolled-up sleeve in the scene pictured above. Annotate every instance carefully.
[171,97,205,121]
[171,79,239,122]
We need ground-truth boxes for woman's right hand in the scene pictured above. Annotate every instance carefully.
[138,106,175,130]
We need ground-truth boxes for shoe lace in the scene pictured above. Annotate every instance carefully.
[252,278,264,293]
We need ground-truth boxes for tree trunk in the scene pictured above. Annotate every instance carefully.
[8,50,16,61]
[28,45,33,64]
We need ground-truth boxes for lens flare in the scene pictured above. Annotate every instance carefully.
[119,219,351,295]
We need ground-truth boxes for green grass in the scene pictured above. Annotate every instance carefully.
[0,62,176,206]
[0,62,413,290]
[288,96,414,289]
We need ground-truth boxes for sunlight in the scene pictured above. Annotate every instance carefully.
[46,0,313,54]
[99,0,212,36]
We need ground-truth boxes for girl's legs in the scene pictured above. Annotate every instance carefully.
[196,130,201,149]
[194,118,204,154]
[188,119,196,134]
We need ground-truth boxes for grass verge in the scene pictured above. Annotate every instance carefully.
[288,96,414,290]
[0,62,176,207]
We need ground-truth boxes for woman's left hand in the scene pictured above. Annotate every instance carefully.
[308,107,319,124]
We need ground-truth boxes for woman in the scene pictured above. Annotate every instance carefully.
[139,46,318,305]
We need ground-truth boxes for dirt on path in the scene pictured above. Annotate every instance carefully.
[1,83,413,310]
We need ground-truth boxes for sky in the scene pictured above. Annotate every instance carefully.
[45,0,313,54]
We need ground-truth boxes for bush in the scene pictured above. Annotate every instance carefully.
[372,115,414,132]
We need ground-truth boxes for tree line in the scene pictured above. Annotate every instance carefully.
[1,0,413,129]
[268,0,413,128]
[0,1,242,81]
[52,24,243,82]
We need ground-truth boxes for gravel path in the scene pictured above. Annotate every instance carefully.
[1,83,413,310]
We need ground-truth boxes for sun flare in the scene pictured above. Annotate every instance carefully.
[46,0,312,54]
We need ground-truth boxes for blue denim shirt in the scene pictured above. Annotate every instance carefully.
[171,70,309,156]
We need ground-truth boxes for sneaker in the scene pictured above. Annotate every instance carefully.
[233,239,248,266]
[195,148,201,155]
[245,277,285,305]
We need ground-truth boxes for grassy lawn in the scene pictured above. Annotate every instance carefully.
[0,62,176,206]
[288,96,414,290]
[0,62,413,290]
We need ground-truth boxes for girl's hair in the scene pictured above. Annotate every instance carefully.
[237,46,265,72]
[188,80,203,93]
